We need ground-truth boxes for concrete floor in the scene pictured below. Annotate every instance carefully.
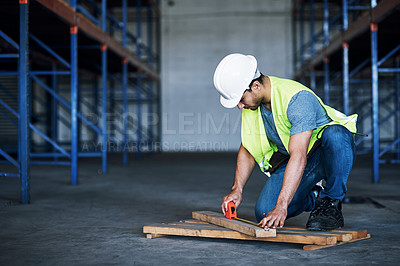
[0,152,400,265]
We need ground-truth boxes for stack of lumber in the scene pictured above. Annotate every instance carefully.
[143,211,370,250]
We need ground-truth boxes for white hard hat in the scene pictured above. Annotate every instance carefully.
[213,53,259,108]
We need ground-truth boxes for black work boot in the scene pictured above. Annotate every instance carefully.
[306,197,344,231]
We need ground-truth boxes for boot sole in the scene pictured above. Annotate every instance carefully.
[306,221,344,231]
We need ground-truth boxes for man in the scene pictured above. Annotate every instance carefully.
[214,53,357,231]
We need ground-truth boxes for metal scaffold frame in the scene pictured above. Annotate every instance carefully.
[292,0,400,183]
[0,1,30,203]
[370,22,400,182]
[0,0,161,202]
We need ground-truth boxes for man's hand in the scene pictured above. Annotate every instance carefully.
[257,204,288,229]
[221,189,242,215]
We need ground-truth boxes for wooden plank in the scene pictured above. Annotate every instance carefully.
[182,220,349,241]
[144,223,248,239]
[285,228,366,240]
[279,228,352,242]
[168,222,221,228]
[143,220,372,248]
[303,234,371,251]
[179,219,210,224]
[332,229,368,239]
[192,211,276,238]
[143,222,336,245]
[146,233,168,239]
[184,220,360,239]
[273,231,336,245]
[284,227,367,239]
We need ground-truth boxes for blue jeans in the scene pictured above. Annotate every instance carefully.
[254,125,356,222]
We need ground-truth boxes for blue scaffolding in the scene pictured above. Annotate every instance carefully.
[0,0,161,203]
[293,0,400,183]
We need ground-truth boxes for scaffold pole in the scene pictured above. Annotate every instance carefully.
[122,0,128,165]
[70,24,78,185]
[371,22,379,183]
[19,0,30,204]
[101,0,108,173]
[137,0,142,160]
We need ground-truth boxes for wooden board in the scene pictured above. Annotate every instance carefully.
[192,211,276,238]
[143,222,335,245]
[303,234,371,251]
[181,220,366,239]
[281,227,353,242]
[143,219,370,250]
[179,219,354,241]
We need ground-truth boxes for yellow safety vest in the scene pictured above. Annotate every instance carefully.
[241,76,358,174]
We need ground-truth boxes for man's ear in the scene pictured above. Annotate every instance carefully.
[253,81,261,91]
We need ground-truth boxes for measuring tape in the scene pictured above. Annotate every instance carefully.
[225,201,265,228]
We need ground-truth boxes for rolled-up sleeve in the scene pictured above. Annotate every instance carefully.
[287,91,318,136]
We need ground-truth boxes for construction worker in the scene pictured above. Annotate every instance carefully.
[214,53,357,231]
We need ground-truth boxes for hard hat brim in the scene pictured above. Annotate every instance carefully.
[220,95,241,108]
